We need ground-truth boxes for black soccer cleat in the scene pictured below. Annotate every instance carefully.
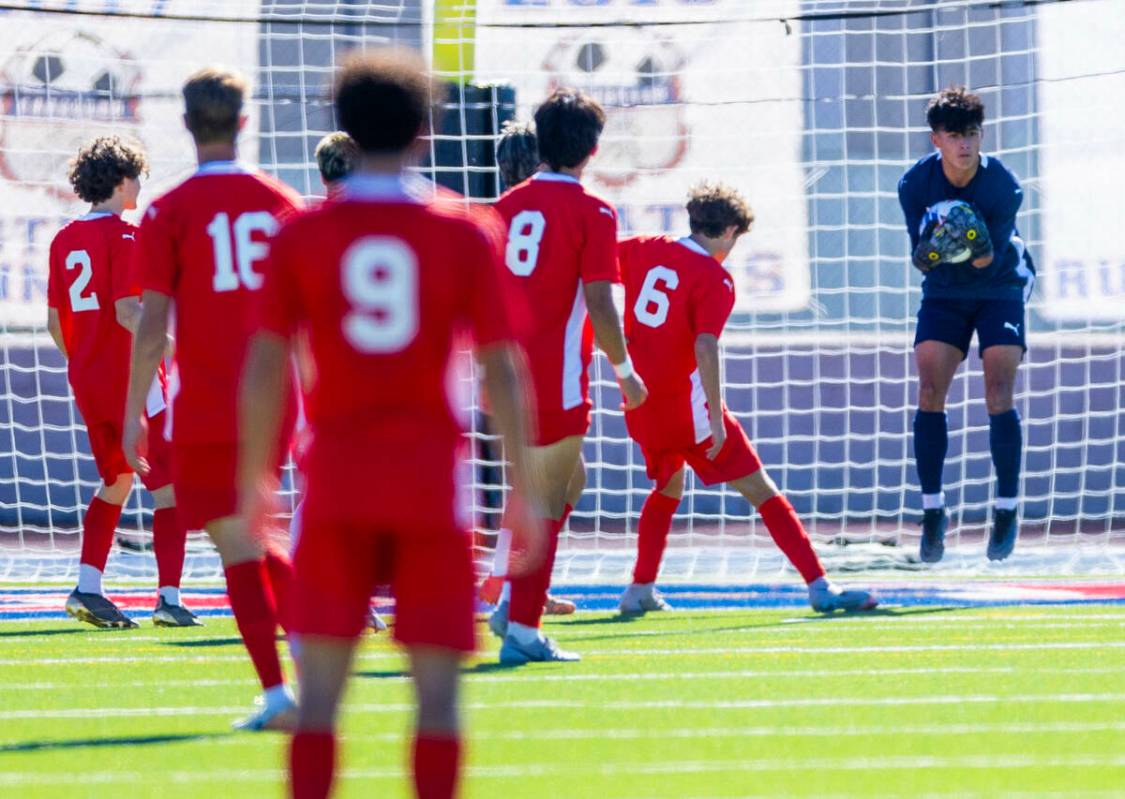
[988,508,1019,561]
[152,598,203,627]
[65,589,139,629]
[919,508,947,563]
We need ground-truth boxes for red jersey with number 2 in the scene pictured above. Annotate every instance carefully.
[134,161,303,445]
[493,173,619,425]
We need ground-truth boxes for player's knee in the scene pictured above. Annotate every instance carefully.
[917,381,947,412]
[984,383,1015,415]
[206,517,264,565]
[732,469,779,509]
[659,469,685,501]
[565,460,587,508]
[97,473,132,505]
[151,484,175,509]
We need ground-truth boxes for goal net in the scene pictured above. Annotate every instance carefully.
[1,0,1123,583]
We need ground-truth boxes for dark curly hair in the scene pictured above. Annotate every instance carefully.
[926,85,985,134]
[334,48,440,155]
[67,136,149,204]
[496,119,539,190]
[686,181,754,238]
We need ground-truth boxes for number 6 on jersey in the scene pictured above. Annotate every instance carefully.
[634,265,679,328]
[341,236,419,353]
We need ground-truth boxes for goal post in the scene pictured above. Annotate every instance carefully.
[1,0,1124,583]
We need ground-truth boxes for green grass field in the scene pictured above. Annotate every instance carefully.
[2,605,1124,798]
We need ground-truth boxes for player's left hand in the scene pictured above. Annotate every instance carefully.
[944,201,992,264]
[240,475,281,538]
[619,373,648,410]
[705,415,726,460]
[122,414,150,475]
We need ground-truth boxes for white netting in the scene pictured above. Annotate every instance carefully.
[1,0,1123,583]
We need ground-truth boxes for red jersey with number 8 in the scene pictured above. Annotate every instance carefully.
[134,161,303,445]
[493,173,619,441]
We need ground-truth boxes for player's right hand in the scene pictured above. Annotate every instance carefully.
[705,415,726,460]
[619,373,648,410]
[122,414,150,475]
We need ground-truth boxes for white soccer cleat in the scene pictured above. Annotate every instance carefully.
[619,583,672,615]
[499,632,580,665]
[808,580,878,613]
[231,690,298,732]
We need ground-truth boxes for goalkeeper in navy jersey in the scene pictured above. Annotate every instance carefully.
[898,85,1035,564]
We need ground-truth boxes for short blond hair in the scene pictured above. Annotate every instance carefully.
[315,131,360,184]
[182,67,246,144]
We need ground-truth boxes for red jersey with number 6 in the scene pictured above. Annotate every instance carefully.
[619,235,735,438]
[47,213,149,426]
[493,173,618,438]
[134,161,303,445]
[256,174,514,526]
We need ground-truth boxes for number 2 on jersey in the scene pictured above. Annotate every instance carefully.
[505,210,546,276]
[65,250,99,312]
[634,265,679,328]
[341,236,419,354]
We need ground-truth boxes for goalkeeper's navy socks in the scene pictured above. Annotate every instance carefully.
[913,410,948,497]
[989,408,1023,500]
[759,495,826,584]
[224,559,284,690]
[290,730,335,799]
[413,733,461,799]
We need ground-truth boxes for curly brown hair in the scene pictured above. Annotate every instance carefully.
[183,67,247,144]
[315,131,360,184]
[686,181,754,238]
[926,85,985,134]
[67,136,149,204]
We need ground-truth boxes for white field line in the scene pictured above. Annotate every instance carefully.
[5,665,1125,693]
[2,754,1125,786]
[5,638,1125,667]
[5,692,1125,721]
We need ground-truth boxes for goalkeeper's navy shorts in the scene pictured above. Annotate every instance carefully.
[914,296,1027,359]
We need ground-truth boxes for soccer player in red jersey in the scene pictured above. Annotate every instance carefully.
[46,136,197,629]
[239,49,541,799]
[490,89,647,664]
[618,183,878,614]
[122,68,303,730]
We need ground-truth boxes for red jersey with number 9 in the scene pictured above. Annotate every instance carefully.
[493,173,619,423]
[134,161,303,445]
[47,213,143,426]
[256,174,514,525]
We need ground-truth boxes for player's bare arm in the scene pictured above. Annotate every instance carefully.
[114,296,142,333]
[694,332,725,460]
[122,289,171,474]
[479,342,546,570]
[584,279,647,409]
[238,331,291,532]
[46,307,66,358]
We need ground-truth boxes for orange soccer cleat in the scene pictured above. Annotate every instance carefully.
[543,595,576,615]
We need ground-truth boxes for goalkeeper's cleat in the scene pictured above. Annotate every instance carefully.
[367,607,388,633]
[499,632,580,665]
[65,589,139,629]
[919,507,947,563]
[988,508,1019,561]
[618,583,672,615]
[152,597,203,627]
[478,575,505,606]
[544,595,576,615]
[232,691,297,733]
[808,581,879,613]
[488,600,509,639]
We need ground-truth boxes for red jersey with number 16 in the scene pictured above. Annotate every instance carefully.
[493,173,619,431]
[134,161,303,445]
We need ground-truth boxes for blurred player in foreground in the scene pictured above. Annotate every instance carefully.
[898,86,1034,563]
[490,89,648,664]
[124,68,303,730]
[240,49,540,798]
[47,136,196,629]
[618,183,878,614]
[479,118,576,619]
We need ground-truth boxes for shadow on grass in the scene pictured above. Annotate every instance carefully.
[164,636,247,648]
[559,605,964,643]
[0,731,230,754]
[0,628,91,639]
[354,660,523,681]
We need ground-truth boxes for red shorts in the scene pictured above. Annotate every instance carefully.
[172,442,239,531]
[534,404,591,447]
[86,412,172,491]
[627,405,762,489]
[292,512,477,652]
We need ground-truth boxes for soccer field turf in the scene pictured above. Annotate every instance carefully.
[1,605,1124,799]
